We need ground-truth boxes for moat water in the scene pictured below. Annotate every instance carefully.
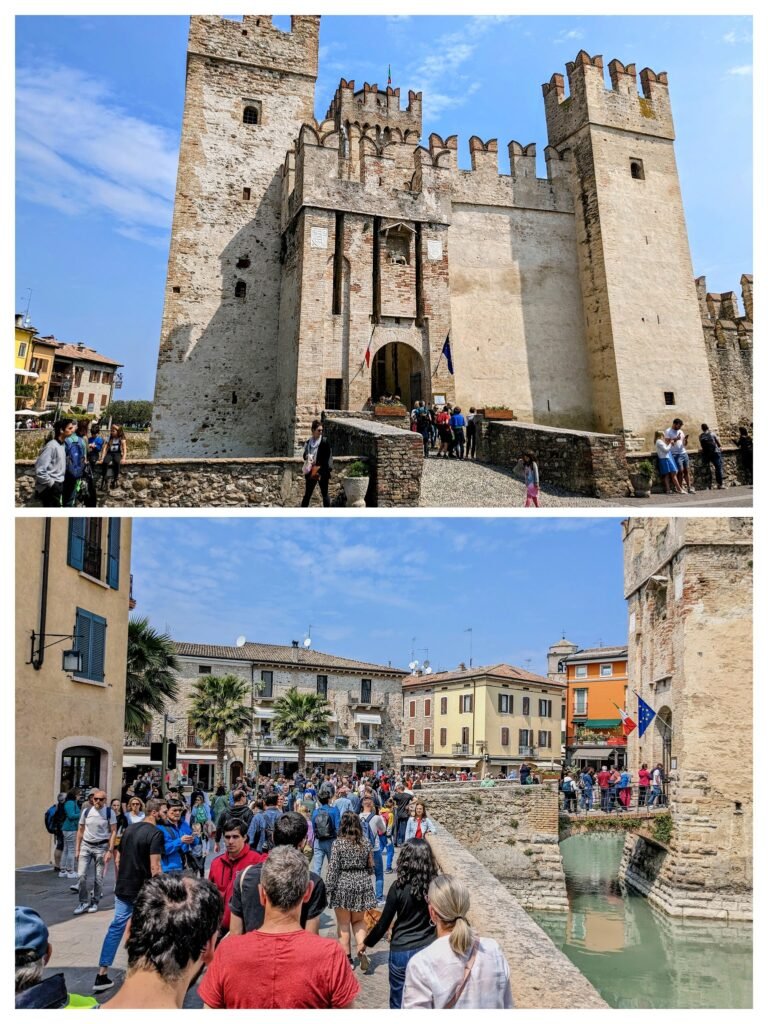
[531,833,752,1009]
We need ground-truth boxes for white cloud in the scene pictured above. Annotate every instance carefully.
[726,65,752,76]
[16,63,177,246]
[555,29,585,44]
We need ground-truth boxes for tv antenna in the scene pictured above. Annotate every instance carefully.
[464,627,473,667]
[20,287,32,326]
[235,635,246,647]
[303,624,312,648]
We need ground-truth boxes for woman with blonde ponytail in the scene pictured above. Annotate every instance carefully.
[402,874,513,1009]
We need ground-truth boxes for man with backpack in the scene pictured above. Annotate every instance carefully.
[392,783,413,847]
[44,794,67,874]
[214,789,252,850]
[311,790,340,875]
[257,794,282,854]
[359,795,386,903]
[699,423,724,489]
[561,773,578,814]
[73,790,117,916]
[63,420,90,507]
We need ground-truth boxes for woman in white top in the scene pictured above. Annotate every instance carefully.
[655,430,683,494]
[402,874,513,1009]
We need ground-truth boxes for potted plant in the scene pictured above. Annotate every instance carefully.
[630,459,655,498]
[480,405,514,420]
[342,460,370,507]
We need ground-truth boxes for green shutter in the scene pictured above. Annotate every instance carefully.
[75,609,91,678]
[74,608,107,682]
[67,519,86,571]
[107,519,121,590]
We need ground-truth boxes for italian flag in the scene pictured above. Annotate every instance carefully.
[617,706,637,735]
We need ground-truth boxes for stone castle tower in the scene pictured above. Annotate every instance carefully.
[152,16,748,457]
[153,15,320,457]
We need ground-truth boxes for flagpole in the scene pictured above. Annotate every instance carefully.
[633,689,674,733]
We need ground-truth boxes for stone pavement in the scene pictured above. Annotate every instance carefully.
[418,454,753,508]
[16,856,395,1008]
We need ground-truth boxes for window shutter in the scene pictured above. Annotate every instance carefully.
[107,519,121,590]
[498,694,503,713]
[75,609,91,678]
[90,613,107,682]
[68,519,86,571]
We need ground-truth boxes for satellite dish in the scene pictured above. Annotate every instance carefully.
[235,635,246,647]
[425,666,433,675]
[423,660,431,670]
[303,637,312,648]
[408,660,418,670]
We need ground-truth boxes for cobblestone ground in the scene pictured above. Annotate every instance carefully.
[16,857,395,1008]
[419,454,753,508]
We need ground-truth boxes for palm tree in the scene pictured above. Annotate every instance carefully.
[272,688,332,773]
[188,674,252,786]
[125,617,180,741]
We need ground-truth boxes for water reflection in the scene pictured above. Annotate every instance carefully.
[531,833,752,1009]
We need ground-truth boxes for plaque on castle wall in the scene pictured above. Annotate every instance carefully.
[310,227,328,249]
[427,240,443,261]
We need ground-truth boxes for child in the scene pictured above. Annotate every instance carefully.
[186,822,207,877]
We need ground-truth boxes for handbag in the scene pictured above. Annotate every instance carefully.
[443,940,479,1009]
[363,906,382,932]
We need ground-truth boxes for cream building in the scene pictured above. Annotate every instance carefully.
[620,517,752,920]
[125,641,407,787]
[16,517,133,868]
[402,663,566,774]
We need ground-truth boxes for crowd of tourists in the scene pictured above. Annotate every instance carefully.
[20,768,513,1009]
[33,419,127,506]
[654,417,753,494]
[560,762,667,814]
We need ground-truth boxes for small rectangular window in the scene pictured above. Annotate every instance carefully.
[574,688,588,715]
[629,158,645,180]
[316,675,328,698]
[575,665,587,678]
[440,696,447,715]
[172,286,181,294]
[501,727,509,746]
[600,664,613,677]
[408,729,415,746]
[361,679,372,703]
[18,342,27,357]
[332,212,344,314]
[460,694,473,713]
[243,187,251,200]
[522,697,530,716]
[325,378,343,410]
[198,664,212,674]
[440,728,447,746]
[664,391,675,406]
[461,727,469,745]
[424,698,431,717]
[538,730,552,748]
[261,670,273,698]
[498,693,512,714]
[539,699,552,718]
[424,729,431,749]
[409,700,416,718]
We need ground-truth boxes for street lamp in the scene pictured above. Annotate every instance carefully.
[161,713,178,796]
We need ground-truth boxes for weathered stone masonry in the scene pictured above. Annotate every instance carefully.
[151,17,750,459]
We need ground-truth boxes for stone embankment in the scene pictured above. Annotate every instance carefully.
[427,829,607,1008]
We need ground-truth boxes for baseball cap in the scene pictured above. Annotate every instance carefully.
[15,907,49,959]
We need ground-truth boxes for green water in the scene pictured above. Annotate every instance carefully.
[531,833,752,1009]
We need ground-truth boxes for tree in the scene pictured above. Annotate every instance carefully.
[104,399,153,427]
[272,688,332,773]
[188,675,252,786]
[125,617,180,740]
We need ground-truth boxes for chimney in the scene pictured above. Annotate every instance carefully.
[15,314,23,328]
[292,640,299,648]
[459,662,466,671]
[77,342,85,351]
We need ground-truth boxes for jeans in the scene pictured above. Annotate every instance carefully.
[98,896,134,968]
[389,947,422,1008]
[453,429,465,460]
[372,848,384,900]
[383,834,395,870]
[61,831,77,872]
[311,838,334,875]
[301,473,330,507]
[580,789,592,811]
[78,843,107,904]
[467,426,476,458]
[600,788,611,812]
[638,786,648,807]
[420,428,430,457]
[703,451,724,487]
[101,451,122,486]
[647,785,662,808]
[395,818,407,847]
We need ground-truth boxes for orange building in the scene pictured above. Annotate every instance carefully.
[563,645,628,769]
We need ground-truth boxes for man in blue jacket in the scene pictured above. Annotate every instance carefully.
[157,800,194,871]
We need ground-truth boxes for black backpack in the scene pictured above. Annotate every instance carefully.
[700,431,719,455]
[44,803,66,834]
[314,807,336,840]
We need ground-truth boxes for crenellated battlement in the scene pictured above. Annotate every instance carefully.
[543,50,674,148]
[325,77,422,138]
[696,274,753,349]
[187,15,320,78]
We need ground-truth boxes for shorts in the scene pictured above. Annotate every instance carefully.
[673,451,689,468]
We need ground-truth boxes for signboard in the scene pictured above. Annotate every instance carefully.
[310,227,328,249]
[427,239,443,261]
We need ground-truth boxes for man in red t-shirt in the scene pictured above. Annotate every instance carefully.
[199,847,359,1010]
[207,819,265,936]
[596,766,612,812]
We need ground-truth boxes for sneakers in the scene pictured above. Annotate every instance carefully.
[58,870,68,878]
[87,902,99,913]
[385,868,394,874]
[688,486,696,493]
[93,974,114,993]
[73,902,91,915]
[69,884,79,892]
[358,951,371,973]
[67,871,79,879]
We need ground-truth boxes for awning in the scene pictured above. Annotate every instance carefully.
[15,369,38,379]
[583,719,621,728]
[354,713,382,725]
[401,757,476,768]
[182,753,218,762]
[122,754,161,767]
[570,747,616,759]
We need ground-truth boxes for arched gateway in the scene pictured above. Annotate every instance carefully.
[371,342,425,411]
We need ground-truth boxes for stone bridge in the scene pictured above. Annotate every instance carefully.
[558,807,671,842]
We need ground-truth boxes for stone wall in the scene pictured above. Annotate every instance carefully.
[322,415,423,506]
[419,781,567,911]
[15,457,353,508]
[475,417,630,498]
[627,447,749,491]
[621,518,753,921]
[426,829,606,1008]
[697,274,753,437]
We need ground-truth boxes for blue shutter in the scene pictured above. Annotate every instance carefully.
[75,609,92,678]
[90,613,107,683]
[67,519,86,571]
[107,519,121,590]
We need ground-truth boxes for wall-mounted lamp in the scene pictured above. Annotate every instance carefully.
[28,630,82,673]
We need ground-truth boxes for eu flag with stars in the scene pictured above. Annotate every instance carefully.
[442,335,454,375]
[637,695,656,738]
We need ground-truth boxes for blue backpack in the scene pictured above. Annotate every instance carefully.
[66,436,85,479]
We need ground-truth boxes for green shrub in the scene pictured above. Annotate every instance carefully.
[509,818,519,829]
[635,460,656,479]
[523,848,535,857]
[652,813,673,845]
[345,460,369,478]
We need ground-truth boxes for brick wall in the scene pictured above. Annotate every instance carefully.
[627,447,749,491]
[322,415,423,506]
[427,829,607,1008]
[418,781,567,910]
[475,418,630,498]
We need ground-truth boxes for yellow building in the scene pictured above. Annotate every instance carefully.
[26,336,59,409]
[402,663,566,774]
[16,517,133,868]
[15,314,35,370]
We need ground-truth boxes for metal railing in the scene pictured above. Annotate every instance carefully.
[560,782,671,815]
[518,746,537,757]
[452,743,471,755]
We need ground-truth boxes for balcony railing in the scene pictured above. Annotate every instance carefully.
[413,744,432,755]
[360,739,381,751]
[334,736,350,748]
[254,688,275,702]
[452,743,471,756]
[348,692,382,708]
[519,746,537,757]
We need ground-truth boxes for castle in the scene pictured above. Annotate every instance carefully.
[152,15,752,458]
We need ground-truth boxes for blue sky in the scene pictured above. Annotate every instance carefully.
[130,516,626,675]
[16,14,752,399]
